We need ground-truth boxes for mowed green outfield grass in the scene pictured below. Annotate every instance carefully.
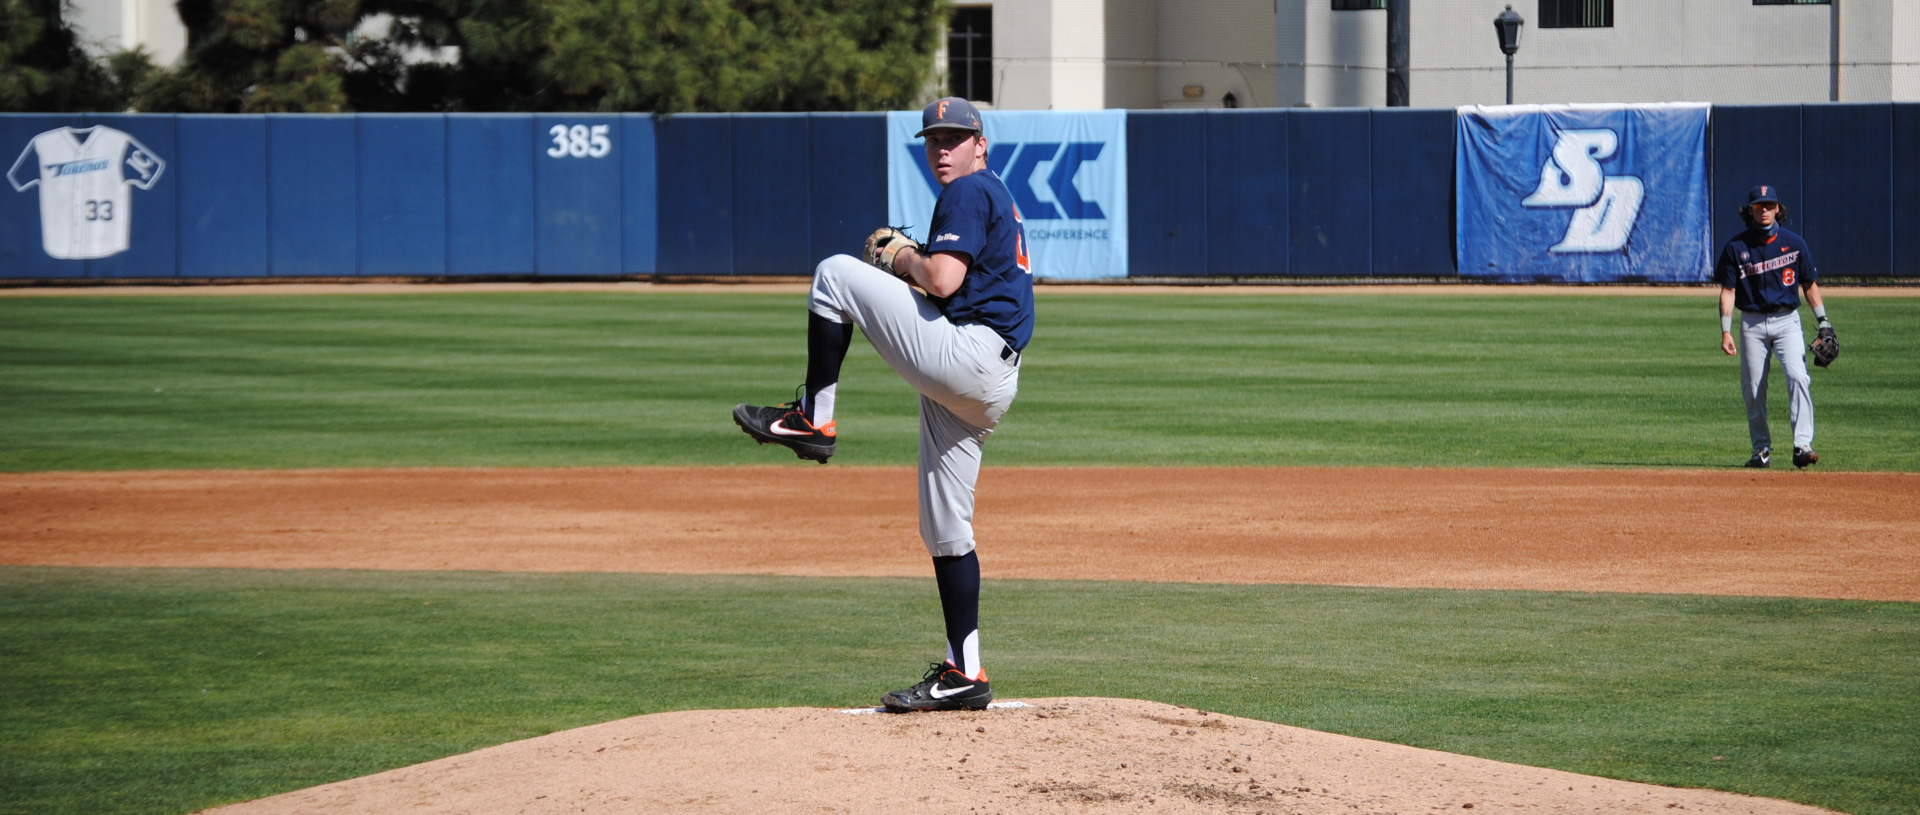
[1,290,1915,470]
[2,289,1918,815]
[4,568,1916,815]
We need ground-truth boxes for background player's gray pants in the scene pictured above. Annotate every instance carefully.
[1739,310,1814,452]
[809,254,1021,558]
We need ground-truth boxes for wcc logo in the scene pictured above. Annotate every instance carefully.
[904,142,1107,220]
[1520,129,1643,253]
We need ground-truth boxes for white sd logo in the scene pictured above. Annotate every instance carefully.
[1521,129,1643,253]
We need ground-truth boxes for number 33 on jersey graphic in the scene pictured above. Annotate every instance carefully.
[8,126,167,260]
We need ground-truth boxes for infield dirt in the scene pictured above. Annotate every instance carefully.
[6,465,1915,601]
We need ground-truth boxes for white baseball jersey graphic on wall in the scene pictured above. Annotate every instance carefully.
[8,126,167,260]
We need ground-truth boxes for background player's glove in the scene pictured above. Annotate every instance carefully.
[863,227,922,277]
[1811,320,1839,368]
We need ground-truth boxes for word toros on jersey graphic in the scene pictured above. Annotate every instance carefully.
[904,141,1107,220]
[8,126,167,260]
[1519,128,1643,254]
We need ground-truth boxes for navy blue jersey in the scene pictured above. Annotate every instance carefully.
[926,170,1035,351]
[1714,227,1818,312]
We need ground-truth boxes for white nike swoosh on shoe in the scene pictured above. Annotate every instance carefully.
[928,683,975,699]
[767,422,814,437]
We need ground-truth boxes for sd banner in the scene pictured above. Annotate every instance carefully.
[1455,103,1710,282]
[889,109,1127,280]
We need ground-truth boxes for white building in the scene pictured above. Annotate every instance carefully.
[954,0,1920,109]
[61,2,451,70]
[65,0,188,66]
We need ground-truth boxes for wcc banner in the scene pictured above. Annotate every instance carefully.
[888,110,1127,280]
[1455,103,1710,282]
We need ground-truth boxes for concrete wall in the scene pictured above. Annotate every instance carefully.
[988,0,1279,110]
[1279,0,1916,109]
[982,0,1915,110]
[995,0,1108,109]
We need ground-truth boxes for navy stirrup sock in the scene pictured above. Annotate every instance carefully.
[804,313,853,420]
[931,551,982,679]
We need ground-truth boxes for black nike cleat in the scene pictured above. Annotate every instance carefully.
[882,662,993,713]
[1792,447,1819,469]
[732,390,835,464]
[1744,448,1771,469]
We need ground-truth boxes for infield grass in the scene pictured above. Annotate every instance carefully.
[1,290,1916,471]
[2,567,1915,815]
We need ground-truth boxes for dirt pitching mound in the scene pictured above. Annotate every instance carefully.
[199,697,1836,815]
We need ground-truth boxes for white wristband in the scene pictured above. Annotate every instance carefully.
[1813,305,1828,322]
[1721,316,1733,334]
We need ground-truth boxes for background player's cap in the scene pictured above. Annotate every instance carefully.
[916,97,984,138]
[1747,185,1781,205]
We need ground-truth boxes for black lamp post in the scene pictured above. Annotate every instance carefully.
[1386,0,1409,107]
[1494,5,1524,104]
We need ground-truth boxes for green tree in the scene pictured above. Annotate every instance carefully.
[141,0,356,111]
[138,0,943,113]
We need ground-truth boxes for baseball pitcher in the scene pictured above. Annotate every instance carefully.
[733,97,1032,712]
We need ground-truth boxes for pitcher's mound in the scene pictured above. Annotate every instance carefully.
[200,697,1835,814]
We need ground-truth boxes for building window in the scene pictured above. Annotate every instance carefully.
[1752,0,1828,4]
[1538,0,1612,28]
[948,7,992,104]
[1331,0,1385,9]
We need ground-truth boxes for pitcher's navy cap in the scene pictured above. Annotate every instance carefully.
[916,97,984,137]
[1747,184,1781,205]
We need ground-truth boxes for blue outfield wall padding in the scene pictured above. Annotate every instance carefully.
[1895,104,1920,278]
[176,115,269,277]
[1801,104,1892,277]
[357,115,446,276]
[655,114,734,276]
[621,114,658,275]
[13,108,1916,282]
[1204,110,1288,277]
[269,115,357,276]
[808,113,885,268]
[1709,105,1803,249]
[731,114,811,276]
[1290,109,1372,276]
[447,115,536,276]
[83,114,179,279]
[2,114,91,279]
[1370,108,1455,278]
[534,115,624,275]
[1126,111,1208,277]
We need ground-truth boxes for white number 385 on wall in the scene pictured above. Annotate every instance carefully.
[547,124,612,159]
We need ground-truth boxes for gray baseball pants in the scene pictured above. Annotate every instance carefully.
[1739,310,1814,453]
[809,254,1021,558]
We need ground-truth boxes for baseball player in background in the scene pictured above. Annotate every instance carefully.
[1715,184,1832,469]
[732,97,1032,712]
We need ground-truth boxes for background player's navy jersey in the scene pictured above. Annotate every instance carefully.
[1714,226,1818,312]
[926,171,1034,351]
